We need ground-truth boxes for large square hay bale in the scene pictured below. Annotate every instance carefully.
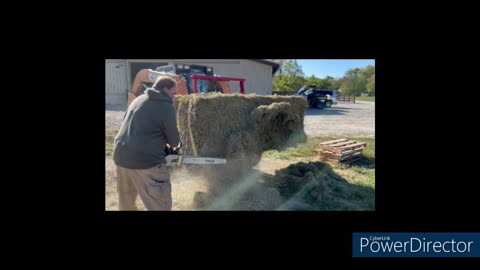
[175,93,307,183]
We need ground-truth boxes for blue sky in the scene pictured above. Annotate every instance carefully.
[295,59,375,79]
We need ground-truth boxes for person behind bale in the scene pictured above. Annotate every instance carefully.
[208,80,223,93]
[113,76,180,211]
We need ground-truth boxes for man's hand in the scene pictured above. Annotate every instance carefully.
[164,144,173,155]
[164,143,179,155]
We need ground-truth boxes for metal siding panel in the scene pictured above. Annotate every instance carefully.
[209,63,241,93]
[241,60,272,95]
[105,61,128,104]
[239,60,250,94]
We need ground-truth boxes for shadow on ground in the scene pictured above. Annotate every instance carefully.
[304,107,356,116]
[343,155,375,169]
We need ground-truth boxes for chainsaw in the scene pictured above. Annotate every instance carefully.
[164,142,227,167]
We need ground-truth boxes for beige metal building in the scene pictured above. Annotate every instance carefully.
[105,59,280,105]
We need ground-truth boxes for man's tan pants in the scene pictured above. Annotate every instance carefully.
[116,164,172,211]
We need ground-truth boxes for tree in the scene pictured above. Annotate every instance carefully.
[318,76,336,89]
[273,75,289,91]
[283,60,304,77]
[361,65,375,79]
[272,59,285,91]
[332,77,345,90]
[272,59,305,91]
[306,75,322,87]
[366,74,375,95]
[271,59,285,76]
[341,68,367,95]
[283,59,304,91]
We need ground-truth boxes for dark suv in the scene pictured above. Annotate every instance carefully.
[293,85,337,109]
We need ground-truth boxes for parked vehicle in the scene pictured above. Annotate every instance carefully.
[293,85,337,109]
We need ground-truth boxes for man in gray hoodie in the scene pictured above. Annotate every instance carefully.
[113,76,180,211]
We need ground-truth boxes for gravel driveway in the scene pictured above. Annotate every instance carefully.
[105,101,375,137]
[303,101,375,137]
[105,104,126,131]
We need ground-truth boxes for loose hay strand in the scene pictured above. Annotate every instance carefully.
[187,97,198,156]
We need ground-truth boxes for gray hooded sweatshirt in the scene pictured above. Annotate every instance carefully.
[113,88,180,169]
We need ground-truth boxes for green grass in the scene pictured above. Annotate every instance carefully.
[263,136,374,160]
[355,96,375,102]
[105,130,117,156]
[263,136,375,210]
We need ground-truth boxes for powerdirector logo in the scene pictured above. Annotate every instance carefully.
[352,233,480,257]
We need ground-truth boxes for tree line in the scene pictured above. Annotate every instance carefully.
[271,60,375,96]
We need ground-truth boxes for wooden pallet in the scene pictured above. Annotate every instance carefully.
[317,138,366,163]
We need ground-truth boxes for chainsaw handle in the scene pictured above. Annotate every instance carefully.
[164,141,183,155]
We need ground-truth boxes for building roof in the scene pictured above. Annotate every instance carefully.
[250,59,280,75]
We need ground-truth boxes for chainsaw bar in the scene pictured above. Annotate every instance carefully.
[165,155,227,166]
